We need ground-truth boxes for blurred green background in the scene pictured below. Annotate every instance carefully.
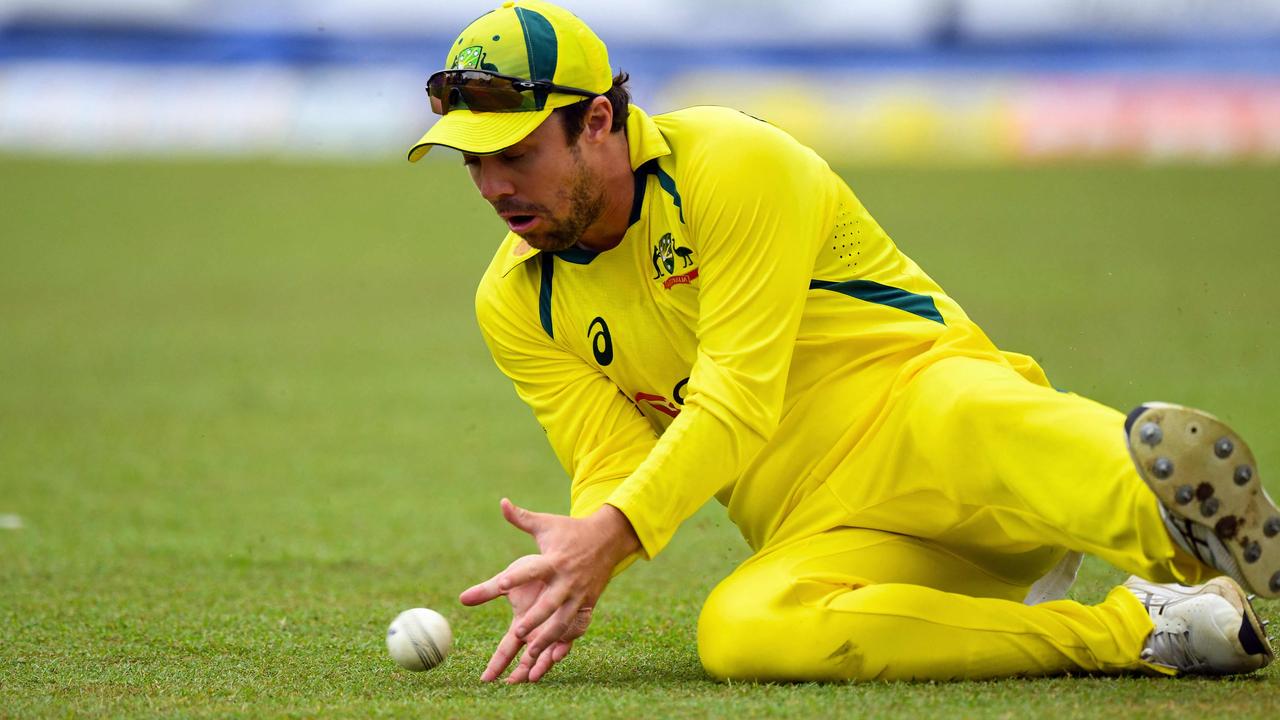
[1,157,1277,717]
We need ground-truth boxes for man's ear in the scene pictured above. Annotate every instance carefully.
[582,96,614,145]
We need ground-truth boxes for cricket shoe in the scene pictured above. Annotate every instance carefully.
[1124,575,1273,675]
[1126,402,1280,598]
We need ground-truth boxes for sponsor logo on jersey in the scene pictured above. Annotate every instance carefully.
[650,233,697,290]
[634,392,680,418]
[633,377,691,419]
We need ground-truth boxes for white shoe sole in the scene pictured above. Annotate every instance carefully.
[1126,402,1280,598]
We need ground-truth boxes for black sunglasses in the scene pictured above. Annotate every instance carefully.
[426,70,599,115]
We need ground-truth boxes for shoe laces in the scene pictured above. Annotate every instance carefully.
[1143,628,1209,673]
[1135,590,1213,673]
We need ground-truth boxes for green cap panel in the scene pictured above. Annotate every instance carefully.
[514,7,558,82]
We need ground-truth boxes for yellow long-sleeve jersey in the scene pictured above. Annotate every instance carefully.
[475,104,1042,559]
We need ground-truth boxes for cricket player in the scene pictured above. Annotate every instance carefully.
[409,0,1279,684]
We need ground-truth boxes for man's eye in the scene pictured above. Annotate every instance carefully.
[462,156,479,167]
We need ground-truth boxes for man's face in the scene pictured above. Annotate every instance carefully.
[463,116,606,252]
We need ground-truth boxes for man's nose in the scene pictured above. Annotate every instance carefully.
[475,162,516,203]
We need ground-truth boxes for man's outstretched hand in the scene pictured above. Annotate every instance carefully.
[459,498,641,684]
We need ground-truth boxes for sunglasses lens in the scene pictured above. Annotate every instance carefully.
[427,71,538,115]
[460,85,532,112]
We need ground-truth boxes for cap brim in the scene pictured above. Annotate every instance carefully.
[407,107,555,162]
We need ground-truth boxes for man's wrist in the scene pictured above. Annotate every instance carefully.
[594,503,642,561]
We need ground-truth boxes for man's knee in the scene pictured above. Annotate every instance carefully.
[697,580,775,681]
[697,577,873,682]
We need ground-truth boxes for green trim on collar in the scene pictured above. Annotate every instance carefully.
[554,245,598,264]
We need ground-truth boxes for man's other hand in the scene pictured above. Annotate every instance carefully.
[459,498,640,683]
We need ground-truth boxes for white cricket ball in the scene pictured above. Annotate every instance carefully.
[386,608,453,671]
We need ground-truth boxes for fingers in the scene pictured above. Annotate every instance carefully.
[459,572,505,606]
[524,644,559,683]
[511,584,571,639]
[501,497,548,535]
[496,555,552,593]
[506,638,552,684]
[551,639,573,663]
[501,640,572,684]
[505,652,535,684]
[507,607,583,683]
[459,555,549,606]
[522,600,581,659]
[480,629,524,683]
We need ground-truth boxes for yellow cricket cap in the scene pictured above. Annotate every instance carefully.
[407,0,612,162]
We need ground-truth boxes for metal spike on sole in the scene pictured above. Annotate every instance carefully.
[1140,423,1163,447]
[1245,543,1263,564]
[1265,517,1280,538]
[1236,466,1254,486]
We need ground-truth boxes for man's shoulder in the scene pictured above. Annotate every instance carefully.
[650,105,825,178]
[652,106,802,156]
[643,105,831,213]
[653,105,768,134]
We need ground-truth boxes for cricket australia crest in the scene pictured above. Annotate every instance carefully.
[651,233,697,289]
[452,45,500,72]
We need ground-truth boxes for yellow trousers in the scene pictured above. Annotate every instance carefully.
[698,353,1210,681]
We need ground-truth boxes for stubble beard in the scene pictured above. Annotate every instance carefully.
[522,154,607,252]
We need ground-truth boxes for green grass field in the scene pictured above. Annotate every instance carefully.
[2,156,1278,718]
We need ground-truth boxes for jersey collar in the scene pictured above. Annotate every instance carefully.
[499,105,669,278]
[624,105,671,171]
[499,236,540,276]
